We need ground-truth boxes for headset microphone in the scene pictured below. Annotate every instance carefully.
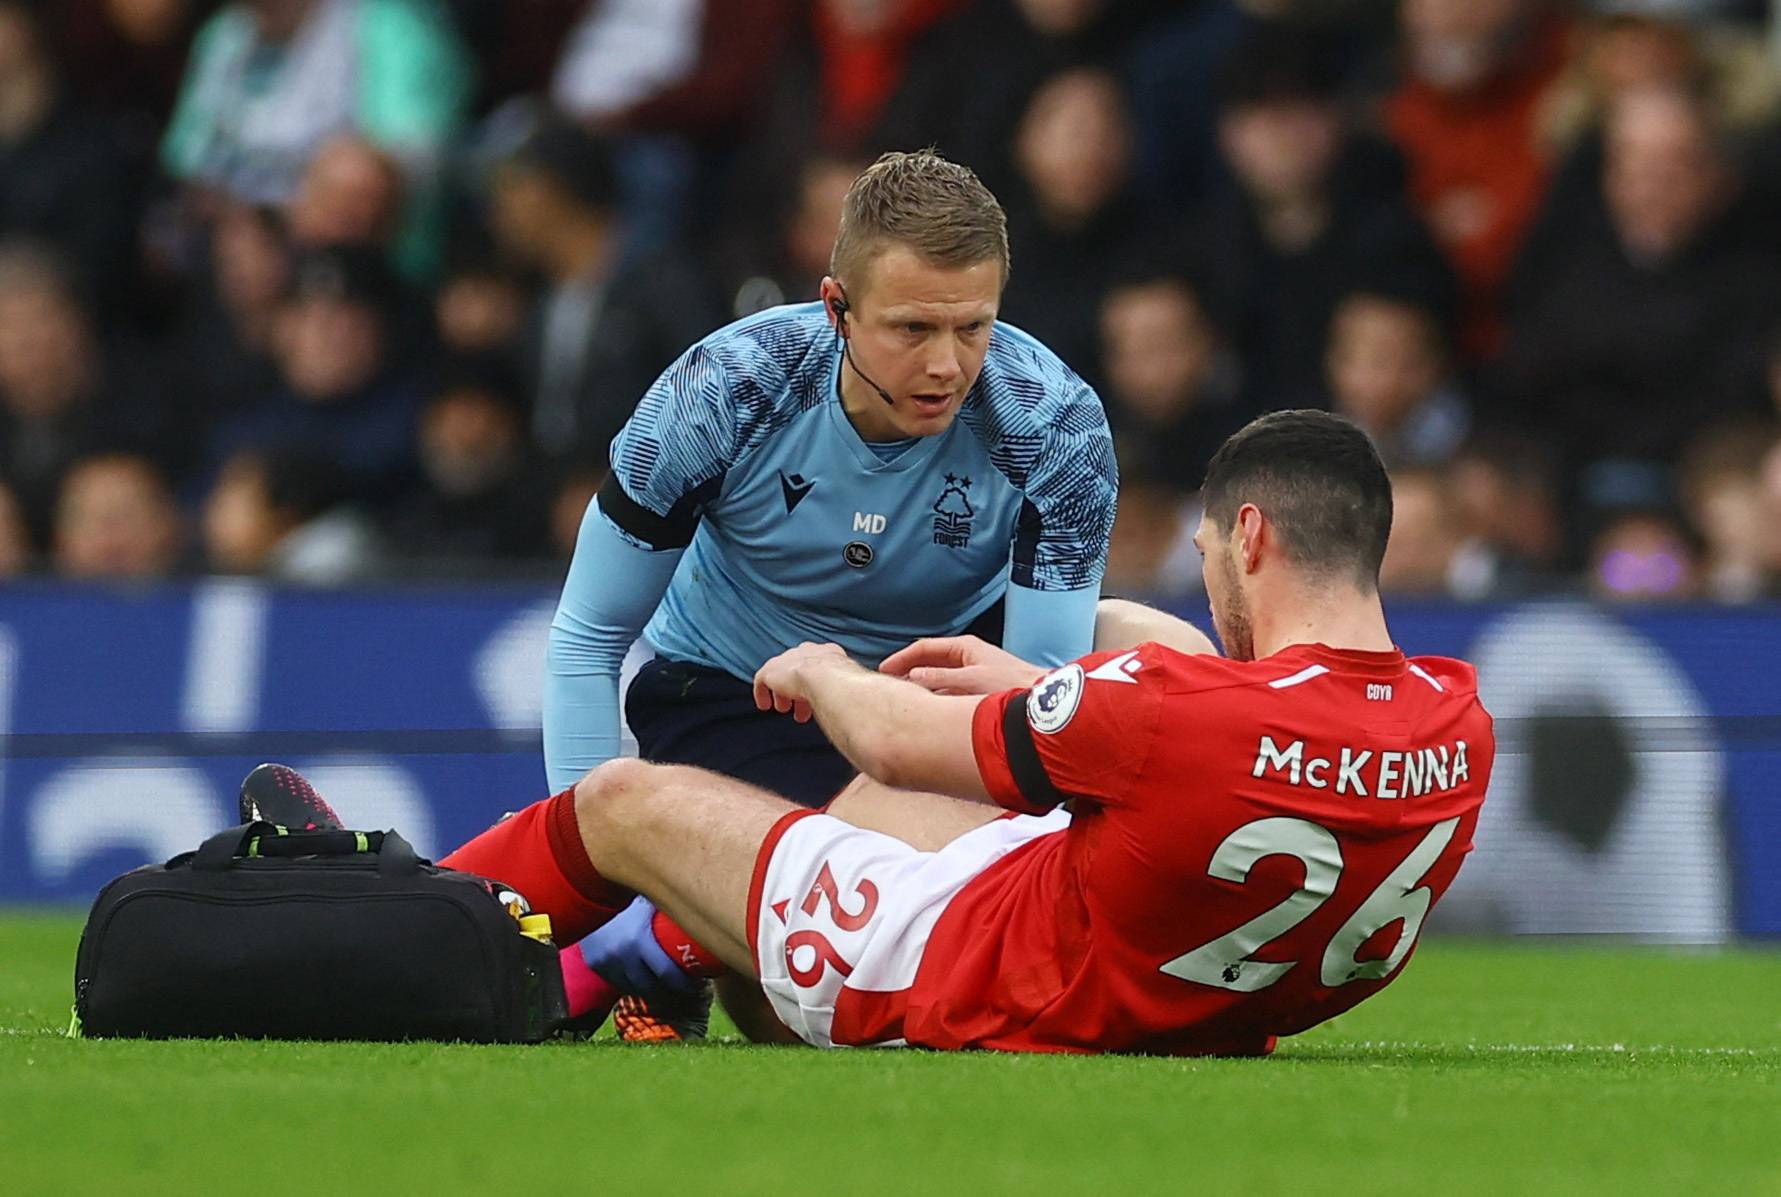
[831,295,896,407]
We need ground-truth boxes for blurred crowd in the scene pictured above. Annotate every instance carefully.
[3,0,1781,601]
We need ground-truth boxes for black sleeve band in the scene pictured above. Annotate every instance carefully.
[597,471,723,550]
[1010,497,1043,589]
[1002,692,1069,810]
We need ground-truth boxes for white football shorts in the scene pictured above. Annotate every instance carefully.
[747,805,1070,1048]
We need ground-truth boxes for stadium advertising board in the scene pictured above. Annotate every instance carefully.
[0,584,1773,939]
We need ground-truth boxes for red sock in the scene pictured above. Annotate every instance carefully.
[559,947,620,1021]
[441,789,632,942]
[650,909,729,979]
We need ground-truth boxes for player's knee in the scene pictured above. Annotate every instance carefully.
[572,757,663,835]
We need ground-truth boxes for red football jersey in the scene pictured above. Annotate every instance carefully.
[903,640,1494,1055]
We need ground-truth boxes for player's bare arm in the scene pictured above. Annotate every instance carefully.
[1091,598,1218,657]
[754,644,989,800]
[883,599,1218,698]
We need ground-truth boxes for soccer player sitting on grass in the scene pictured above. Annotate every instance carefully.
[258,411,1494,1054]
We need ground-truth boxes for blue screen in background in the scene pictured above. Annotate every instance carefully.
[0,582,1774,940]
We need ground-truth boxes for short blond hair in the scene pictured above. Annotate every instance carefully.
[829,150,1010,295]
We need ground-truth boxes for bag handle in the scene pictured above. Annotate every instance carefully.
[191,822,423,876]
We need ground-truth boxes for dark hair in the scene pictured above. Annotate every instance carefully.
[1201,409,1393,586]
[431,353,525,411]
[287,244,400,312]
[1336,225,1460,353]
[506,118,620,212]
[1216,27,1343,110]
[1101,263,1224,342]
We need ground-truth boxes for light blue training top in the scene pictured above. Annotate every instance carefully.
[544,302,1118,789]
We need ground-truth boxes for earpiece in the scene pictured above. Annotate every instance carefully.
[828,288,893,407]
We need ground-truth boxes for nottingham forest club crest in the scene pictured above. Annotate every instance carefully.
[932,473,975,548]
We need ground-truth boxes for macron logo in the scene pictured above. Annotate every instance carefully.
[780,471,815,513]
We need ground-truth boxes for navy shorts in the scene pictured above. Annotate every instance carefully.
[624,602,1006,809]
[625,658,855,807]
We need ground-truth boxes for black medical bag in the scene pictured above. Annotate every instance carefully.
[72,822,567,1042]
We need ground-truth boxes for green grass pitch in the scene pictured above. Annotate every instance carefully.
[3,911,1777,1194]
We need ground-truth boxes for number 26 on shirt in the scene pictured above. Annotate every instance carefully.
[1161,816,1460,992]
